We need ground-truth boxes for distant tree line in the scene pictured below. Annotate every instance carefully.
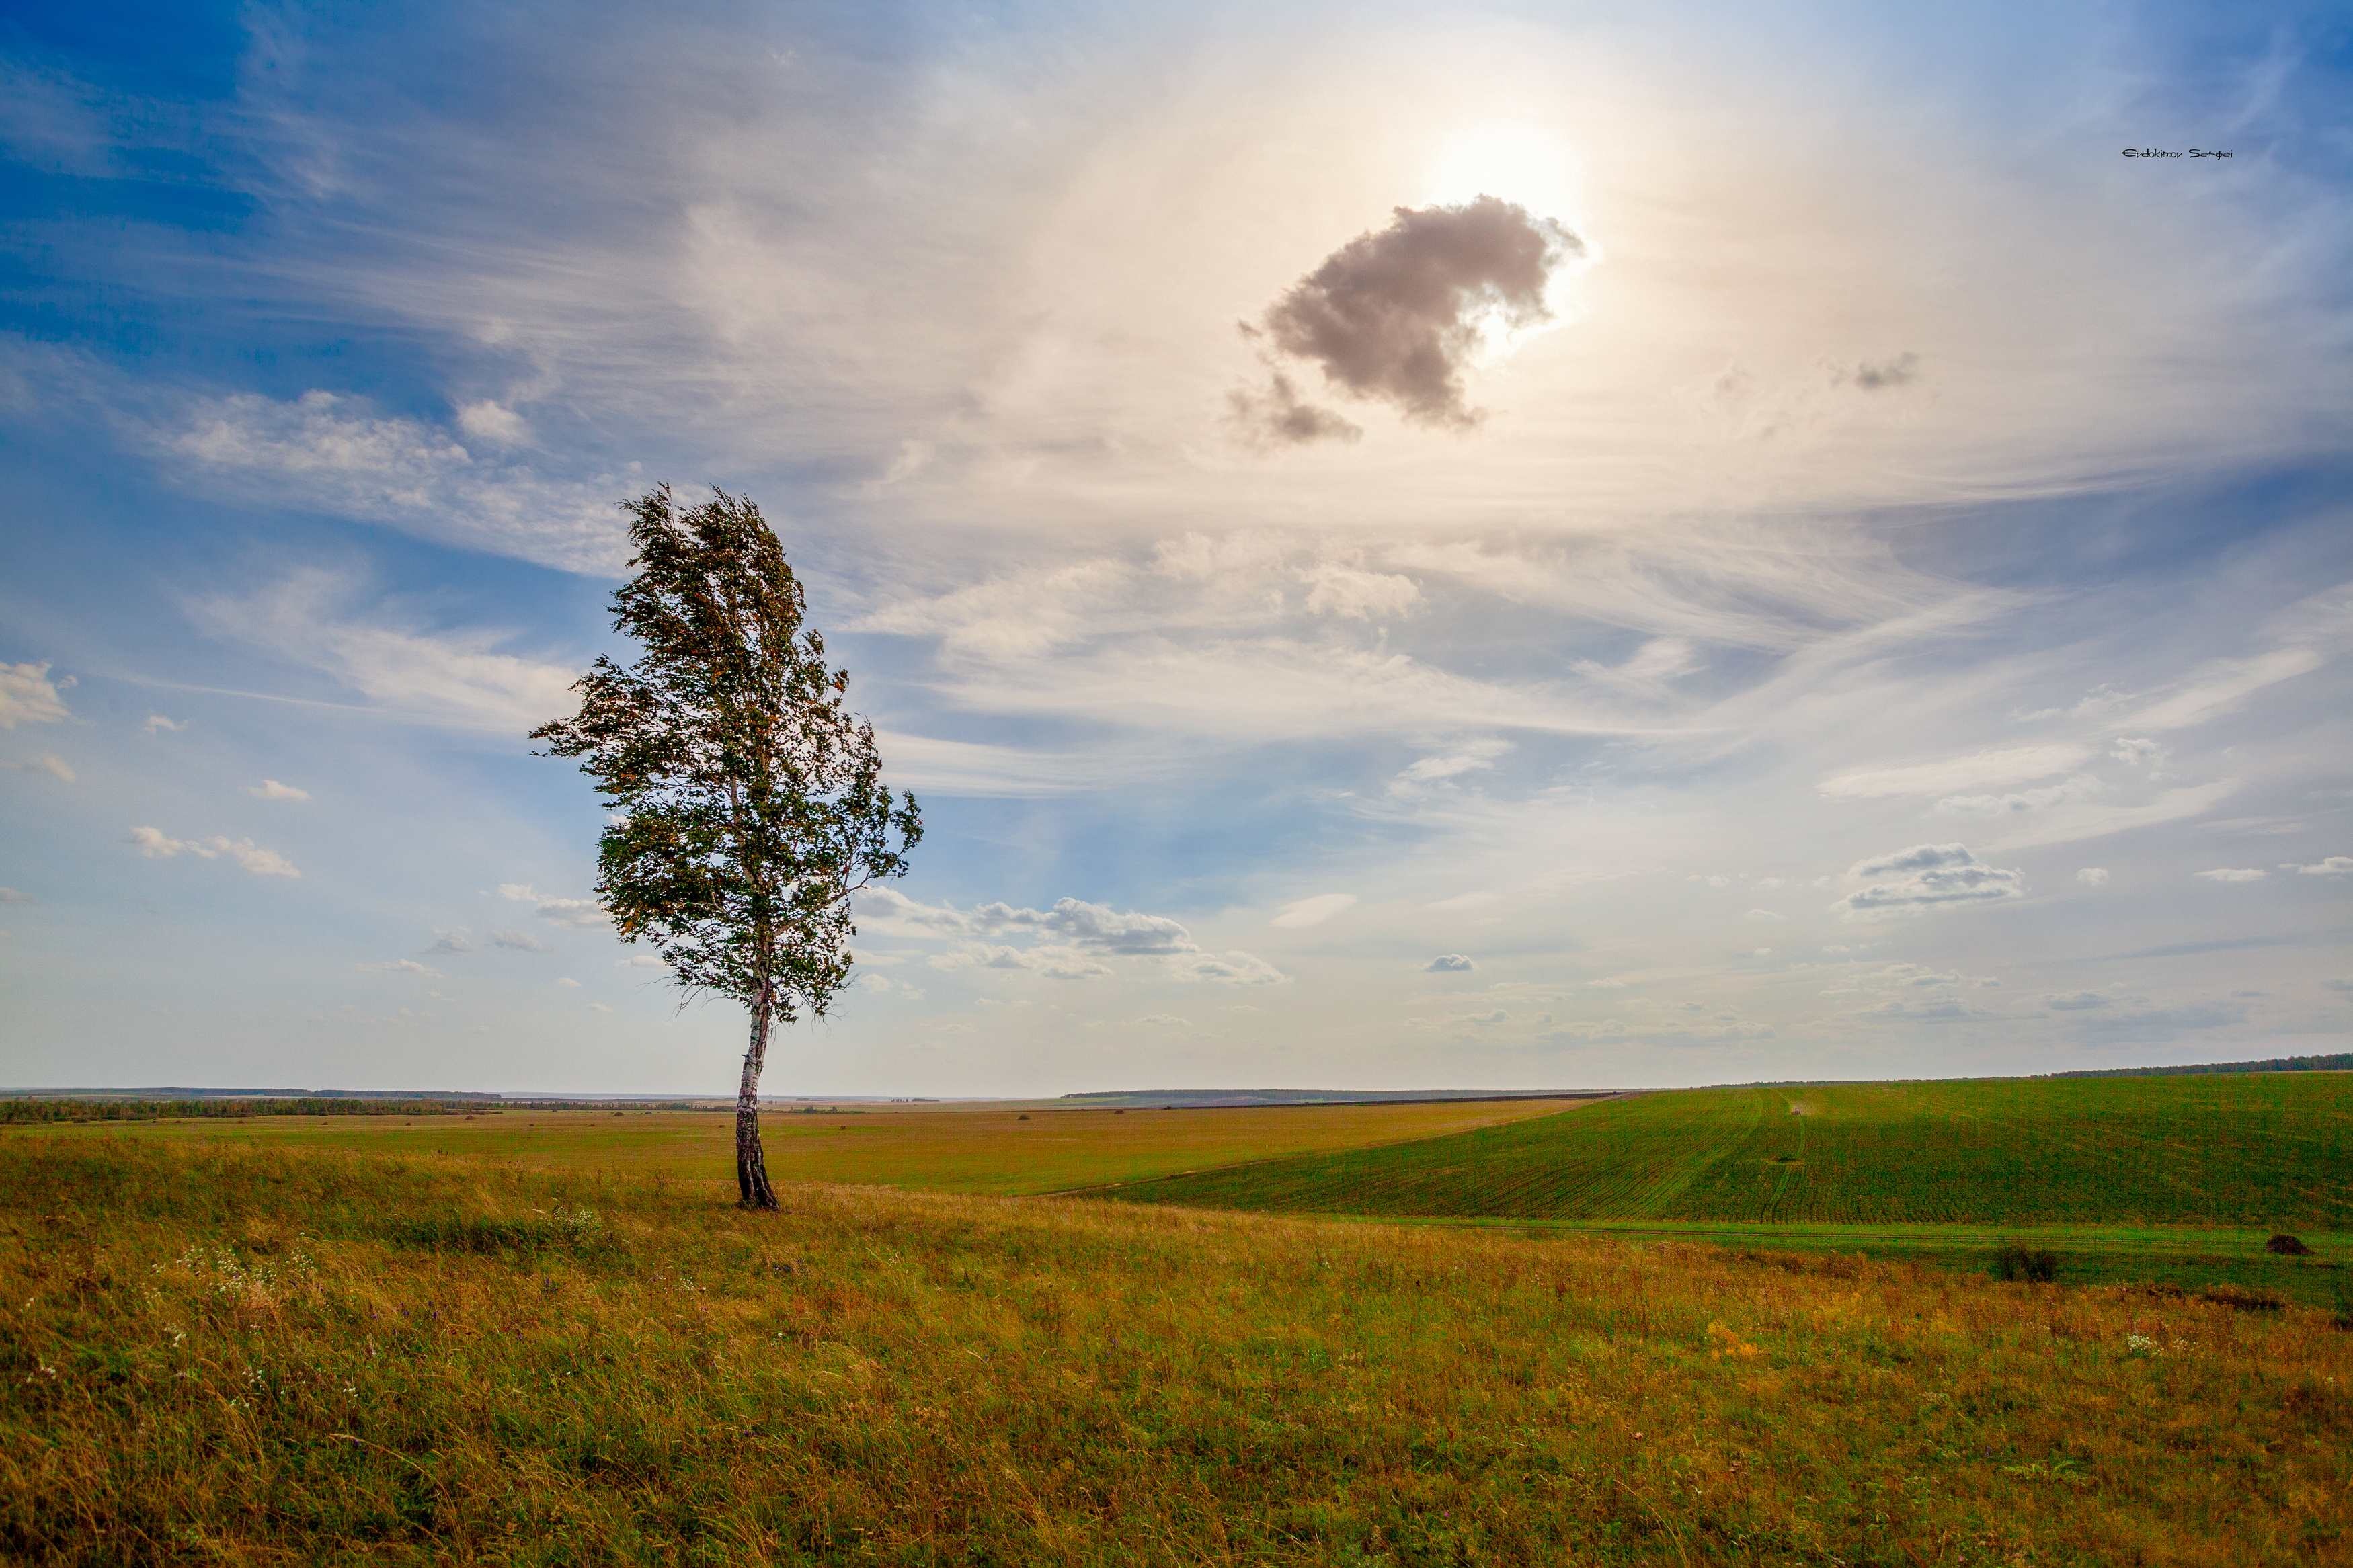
[2050,1053,2353,1079]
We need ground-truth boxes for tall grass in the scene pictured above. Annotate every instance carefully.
[4,1137,2349,1565]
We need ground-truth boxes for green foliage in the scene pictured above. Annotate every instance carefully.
[531,485,920,1020]
[1111,1075,2353,1229]
[6,1139,2351,1565]
[1995,1246,2060,1283]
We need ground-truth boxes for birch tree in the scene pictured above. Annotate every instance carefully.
[532,485,921,1208]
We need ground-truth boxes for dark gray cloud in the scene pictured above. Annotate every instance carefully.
[1235,195,1584,444]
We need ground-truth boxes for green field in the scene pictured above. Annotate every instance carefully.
[1105,1077,2353,1227]
[7,1137,2349,1565]
[4,1096,1592,1197]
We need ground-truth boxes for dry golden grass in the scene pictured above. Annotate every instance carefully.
[11,1096,1593,1195]
[5,1137,2350,1565]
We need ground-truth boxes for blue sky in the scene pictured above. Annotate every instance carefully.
[1,0,2347,1095]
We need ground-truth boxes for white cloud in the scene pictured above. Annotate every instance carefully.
[1271,893,1356,929]
[1981,780,2239,851]
[0,663,72,728]
[2126,647,2327,731]
[143,715,185,734]
[1819,745,2087,800]
[1585,977,1628,988]
[490,929,554,952]
[159,389,625,573]
[2192,868,2266,882]
[499,883,610,930]
[590,1001,613,1013]
[1170,950,1285,985]
[2044,991,2112,1010]
[1425,954,1476,972]
[557,977,581,987]
[2110,737,2164,766]
[1743,908,1786,922]
[1132,1014,1191,1026]
[455,400,528,446]
[2,752,74,782]
[246,780,311,800]
[1931,774,2104,818]
[1535,1018,1775,1047]
[2282,857,2352,876]
[2076,868,2109,886]
[196,570,584,733]
[0,887,35,905]
[122,827,300,877]
[1300,561,1420,620]
[1832,843,2025,919]
[359,958,440,977]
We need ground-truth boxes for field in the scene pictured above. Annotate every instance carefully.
[7,1136,2352,1565]
[7,1097,1591,1197]
[1100,1078,2353,1307]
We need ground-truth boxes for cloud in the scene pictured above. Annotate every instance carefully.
[194,571,585,734]
[498,883,610,929]
[1425,954,1476,972]
[1271,893,1356,929]
[158,389,627,574]
[590,1002,613,1013]
[1850,352,1920,390]
[122,827,300,877]
[2283,857,2353,876]
[1535,1018,1776,1048]
[2044,991,2113,1010]
[1832,843,2026,919]
[1132,1014,1191,1026]
[1171,951,1286,985]
[143,715,185,734]
[557,977,580,987]
[0,663,73,728]
[1818,745,2088,800]
[1,752,74,782]
[2110,737,2164,766]
[2192,868,2266,882]
[1300,562,1419,621]
[490,929,554,952]
[246,779,311,800]
[0,887,35,905]
[1979,779,2241,852]
[359,958,439,977]
[1225,371,1362,448]
[2076,868,2110,886]
[1462,1009,1509,1024]
[1743,908,1786,923]
[424,931,478,955]
[1239,195,1587,439]
[1931,775,2105,818]
[867,888,1283,983]
[2126,647,2327,731]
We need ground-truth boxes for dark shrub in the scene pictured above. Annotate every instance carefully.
[2198,1284,2285,1313]
[1995,1246,2059,1283]
[2266,1233,2312,1256]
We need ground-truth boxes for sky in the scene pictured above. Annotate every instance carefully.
[1,0,2348,1097]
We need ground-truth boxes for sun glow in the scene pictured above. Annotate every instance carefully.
[1416,121,1597,366]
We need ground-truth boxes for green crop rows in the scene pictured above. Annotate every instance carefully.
[1107,1075,2353,1229]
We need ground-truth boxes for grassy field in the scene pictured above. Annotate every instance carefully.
[7,1136,2351,1565]
[3,1097,1593,1197]
[1107,1076,2353,1226]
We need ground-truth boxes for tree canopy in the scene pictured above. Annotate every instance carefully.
[532,485,920,1206]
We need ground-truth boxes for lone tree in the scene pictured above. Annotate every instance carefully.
[532,485,921,1208]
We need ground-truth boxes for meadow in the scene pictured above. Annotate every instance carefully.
[1105,1077,2353,1228]
[1103,1077,2353,1307]
[6,1135,2350,1565]
[7,1096,1591,1198]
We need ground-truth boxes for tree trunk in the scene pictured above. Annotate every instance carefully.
[735,983,779,1210]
